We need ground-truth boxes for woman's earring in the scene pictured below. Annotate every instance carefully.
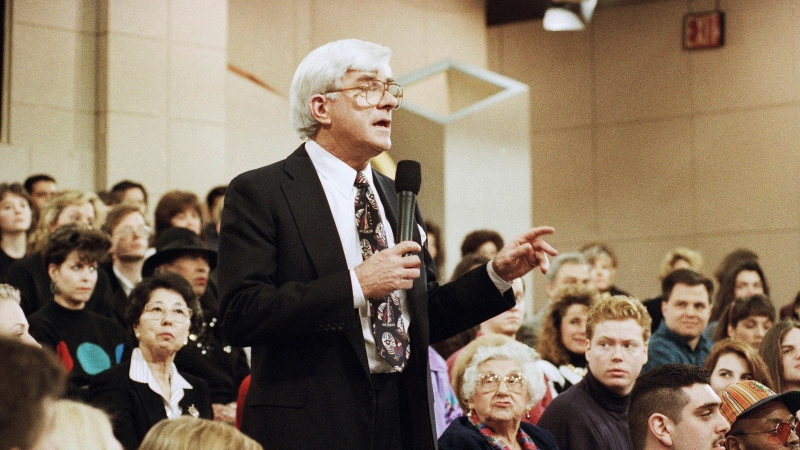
[526,410,531,420]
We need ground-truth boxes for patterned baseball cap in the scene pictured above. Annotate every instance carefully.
[719,380,800,426]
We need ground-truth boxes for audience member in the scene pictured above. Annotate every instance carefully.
[143,227,249,423]
[0,283,39,346]
[27,225,126,397]
[87,273,213,450]
[430,253,491,360]
[101,203,151,326]
[153,190,203,242]
[713,294,775,349]
[50,399,122,450]
[782,290,800,321]
[439,340,557,450]
[424,220,444,281]
[538,295,651,450]
[708,260,769,338]
[429,347,462,437]
[581,242,630,297]
[536,284,597,394]
[0,336,66,450]
[0,183,32,282]
[704,338,773,395]
[759,320,800,393]
[713,248,758,286]
[644,269,714,372]
[720,380,800,450]
[460,229,504,259]
[23,173,57,212]
[643,247,704,332]
[110,180,148,214]
[518,251,592,348]
[202,185,226,251]
[138,416,263,450]
[6,190,113,317]
[628,364,729,450]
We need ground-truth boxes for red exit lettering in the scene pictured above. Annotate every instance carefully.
[683,11,725,50]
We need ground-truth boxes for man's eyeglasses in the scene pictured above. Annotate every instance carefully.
[325,79,403,109]
[477,372,527,394]
[731,421,797,444]
[141,304,193,323]
[117,225,152,237]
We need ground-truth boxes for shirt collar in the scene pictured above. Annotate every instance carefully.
[305,140,374,197]
[129,348,193,393]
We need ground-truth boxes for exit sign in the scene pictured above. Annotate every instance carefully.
[683,11,725,50]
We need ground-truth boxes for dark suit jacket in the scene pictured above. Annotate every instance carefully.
[218,145,514,450]
[87,361,213,450]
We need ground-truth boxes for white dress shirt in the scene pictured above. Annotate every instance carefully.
[129,348,194,419]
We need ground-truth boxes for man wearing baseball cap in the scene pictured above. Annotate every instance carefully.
[720,380,800,449]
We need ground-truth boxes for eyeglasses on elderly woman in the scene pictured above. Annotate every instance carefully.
[477,371,528,394]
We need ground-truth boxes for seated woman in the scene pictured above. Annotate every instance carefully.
[5,190,113,317]
[28,225,127,397]
[139,416,262,450]
[153,191,203,242]
[703,338,773,395]
[441,336,558,450]
[536,284,596,395]
[580,242,629,297]
[88,272,213,450]
[759,320,800,393]
[707,259,769,338]
[712,294,776,349]
[0,183,32,283]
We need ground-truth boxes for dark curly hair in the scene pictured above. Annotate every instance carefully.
[537,284,597,366]
[125,272,203,334]
[43,224,110,268]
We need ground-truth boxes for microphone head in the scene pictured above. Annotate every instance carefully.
[394,160,422,195]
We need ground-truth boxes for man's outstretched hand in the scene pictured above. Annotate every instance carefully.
[492,226,558,282]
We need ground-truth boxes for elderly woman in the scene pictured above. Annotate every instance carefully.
[536,284,596,395]
[88,272,212,450]
[28,224,126,396]
[440,337,558,450]
[0,283,39,346]
[712,294,775,349]
[703,338,773,395]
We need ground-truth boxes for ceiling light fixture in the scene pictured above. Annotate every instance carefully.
[543,0,598,31]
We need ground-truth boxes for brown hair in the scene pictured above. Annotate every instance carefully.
[658,247,703,282]
[537,284,597,366]
[759,320,800,393]
[586,295,651,343]
[460,229,503,257]
[153,190,202,241]
[101,202,147,237]
[704,338,773,389]
[0,337,66,450]
[713,294,776,342]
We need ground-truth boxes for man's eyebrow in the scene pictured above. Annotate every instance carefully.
[694,402,721,414]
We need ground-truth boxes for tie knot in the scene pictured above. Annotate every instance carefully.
[354,172,370,189]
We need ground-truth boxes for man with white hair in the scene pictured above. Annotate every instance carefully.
[218,39,558,450]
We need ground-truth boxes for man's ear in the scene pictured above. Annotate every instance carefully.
[725,436,741,450]
[649,413,674,447]
[309,94,332,125]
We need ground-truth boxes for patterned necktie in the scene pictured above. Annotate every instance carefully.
[354,171,409,370]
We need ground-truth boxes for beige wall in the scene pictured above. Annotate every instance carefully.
[488,0,800,309]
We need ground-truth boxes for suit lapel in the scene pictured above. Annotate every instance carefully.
[131,380,168,425]
[281,145,370,374]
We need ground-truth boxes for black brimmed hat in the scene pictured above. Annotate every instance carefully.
[142,227,217,277]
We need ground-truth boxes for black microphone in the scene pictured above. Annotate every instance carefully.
[394,160,421,244]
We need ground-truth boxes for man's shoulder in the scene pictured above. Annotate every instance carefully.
[541,379,589,414]
[229,144,306,186]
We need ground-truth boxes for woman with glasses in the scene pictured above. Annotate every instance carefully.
[88,272,212,450]
[28,224,127,397]
[440,336,558,450]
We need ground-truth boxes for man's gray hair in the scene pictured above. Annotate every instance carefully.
[0,284,21,304]
[461,341,546,409]
[290,39,392,140]
[545,251,589,283]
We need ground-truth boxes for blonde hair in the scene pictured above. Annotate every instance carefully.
[28,190,103,254]
[0,284,21,304]
[658,247,703,281]
[50,399,120,450]
[139,417,263,450]
[587,295,651,343]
